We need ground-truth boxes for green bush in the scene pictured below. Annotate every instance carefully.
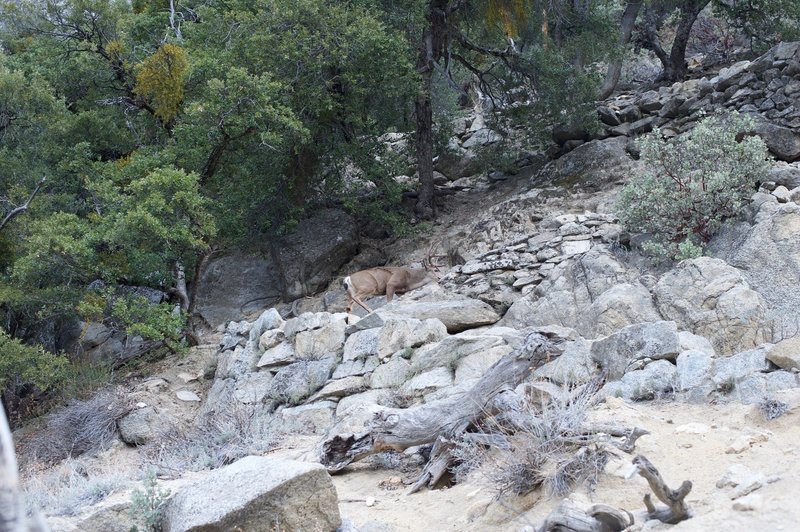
[0,328,70,392]
[616,112,772,261]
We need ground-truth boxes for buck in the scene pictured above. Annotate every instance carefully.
[343,244,445,314]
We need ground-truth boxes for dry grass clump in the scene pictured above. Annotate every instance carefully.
[21,457,134,516]
[453,379,613,497]
[141,401,274,475]
[25,387,132,464]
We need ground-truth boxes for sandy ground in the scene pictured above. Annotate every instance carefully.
[330,388,800,531]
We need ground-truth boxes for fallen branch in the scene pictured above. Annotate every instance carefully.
[320,332,559,473]
[632,454,692,524]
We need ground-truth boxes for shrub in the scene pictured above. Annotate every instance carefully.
[0,328,70,392]
[129,471,171,532]
[452,379,611,497]
[28,387,132,463]
[616,112,772,261]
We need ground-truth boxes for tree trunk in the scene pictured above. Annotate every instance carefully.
[598,0,643,99]
[662,0,710,82]
[640,0,709,82]
[414,0,448,221]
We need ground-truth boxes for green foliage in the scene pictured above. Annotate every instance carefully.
[111,296,186,353]
[616,112,772,261]
[129,471,170,532]
[713,0,800,51]
[134,44,189,124]
[0,328,70,391]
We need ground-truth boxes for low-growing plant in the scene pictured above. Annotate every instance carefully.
[141,401,274,474]
[759,397,789,420]
[616,112,772,262]
[452,379,612,497]
[21,457,132,517]
[129,471,171,532]
[27,387,132,463]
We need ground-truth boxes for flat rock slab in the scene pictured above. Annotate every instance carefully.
[164,456,341,532]
[378,299,500,333]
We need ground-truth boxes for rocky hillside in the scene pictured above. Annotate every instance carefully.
[11,42,800,532]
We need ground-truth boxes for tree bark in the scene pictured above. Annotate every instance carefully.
[320,333,559,474]
[598,0,643,99]
[414,0,449,221]
[639,0,710,82]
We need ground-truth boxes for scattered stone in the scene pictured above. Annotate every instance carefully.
[766,337,800,370]
[732,494,763,512]
[176,390,201,402]
[118,406,157,445]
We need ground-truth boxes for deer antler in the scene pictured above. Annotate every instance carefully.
[422,240,448,271]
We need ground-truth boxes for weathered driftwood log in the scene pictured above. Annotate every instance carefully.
[632,454,692,524]
[536,499,633,532]
[320,333,560,473]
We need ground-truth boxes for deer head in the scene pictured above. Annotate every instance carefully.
[342,241,446,314]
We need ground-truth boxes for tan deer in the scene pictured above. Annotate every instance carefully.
[343,243,445,314]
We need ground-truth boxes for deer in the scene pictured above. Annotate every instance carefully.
[343,242,446,314]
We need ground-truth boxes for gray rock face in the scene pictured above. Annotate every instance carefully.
[376,318,448,359]
[266,358,335,406]
[118,406,157,445]
[753,120,800,162]
[294,317,347,359]
[676,350,714,392]
[590,321,680,380]
[164,456,341,532]
[257,342,296,369]
[535,338,597,385]
[502,249,639,332]
[575,282,662,339]
[249,308,285,343]
[411,333,507,374]
[233,372,274,404]
[370,357,412,389]
[654,258,767,355]
[533,137,643,191]
[615,359,677,400]
[766,336,800,370]
[343,328,380,361]
[711,203,800,342]
[216,342,260,379]
[193,252,282,328]
[713,345,773,387]
[274,209,359,301]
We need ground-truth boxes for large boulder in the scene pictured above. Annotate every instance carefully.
[501,249,639,331]
[590,321,680,380]
[654,258,767,355]
[164,456,340,532]
[118,406,158,445]
[265,358,336,406]
[533,137,643,191]
[753,120,800,162]
[575,282,662,339]
[194,252,282,328]
[711,202,800,342]
[274,209,359,300]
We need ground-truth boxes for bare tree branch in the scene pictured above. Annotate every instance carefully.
[0,177,46,233]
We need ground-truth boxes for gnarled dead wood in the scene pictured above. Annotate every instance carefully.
[536,499,632,532]
[632,455,692,524]
[320,333,560,472]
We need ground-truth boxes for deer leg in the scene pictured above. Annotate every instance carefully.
[386,284,399,302]
[350,293,374,313]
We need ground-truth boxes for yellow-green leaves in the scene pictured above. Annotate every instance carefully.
[134,44,189,124]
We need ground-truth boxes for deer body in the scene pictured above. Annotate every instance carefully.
[343,267,436,313]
